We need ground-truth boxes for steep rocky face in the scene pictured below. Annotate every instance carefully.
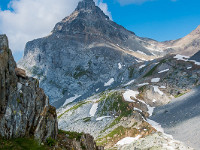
[164,25,200,56]
[0,35,58,142]
[189,50,200,61]
[18,0,170,107]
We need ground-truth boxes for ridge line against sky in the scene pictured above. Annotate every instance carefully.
[0,0,200,61]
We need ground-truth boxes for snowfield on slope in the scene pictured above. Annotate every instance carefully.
[104,78,115,86]
[123,90,139,102]
[90,103,98,117]
[151,78,160,83]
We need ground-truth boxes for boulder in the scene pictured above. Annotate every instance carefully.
[15,68,26,78]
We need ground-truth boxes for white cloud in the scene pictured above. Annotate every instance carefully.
[94,0,112,20]
[0,0,111,53]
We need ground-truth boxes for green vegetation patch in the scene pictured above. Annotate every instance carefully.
[128,67,135,79]
[0,137,47,150]
[97,126,139,146]
[73,66,92,79]
[143,59,166,78]
[58,101,88,119]
[83,117,91,122]
[58,130,83,141]
[174,92,186,98]
[98,92,131,116]
[46,137,56,147]
[98,92,132,132]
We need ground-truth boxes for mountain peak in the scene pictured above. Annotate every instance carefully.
[76,0,96,11]
[191,25,200,35]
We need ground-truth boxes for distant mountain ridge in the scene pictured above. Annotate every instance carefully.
[164,25,200,56]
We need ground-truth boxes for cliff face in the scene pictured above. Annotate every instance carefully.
[0,35,58,142]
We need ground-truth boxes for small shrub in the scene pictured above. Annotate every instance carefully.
[58,130,83,141]
[46,137,56,147]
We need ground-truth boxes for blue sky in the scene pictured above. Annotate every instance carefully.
[0,0,200,61]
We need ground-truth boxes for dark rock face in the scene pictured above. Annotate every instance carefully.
[189,50,200,62]
[0,35,58,142]
[56,131,104,150]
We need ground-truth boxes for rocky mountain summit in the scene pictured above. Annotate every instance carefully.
[18,0,171,107]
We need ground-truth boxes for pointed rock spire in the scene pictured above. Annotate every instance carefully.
[76,0,96,11]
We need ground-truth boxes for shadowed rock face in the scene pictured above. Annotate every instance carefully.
[0,35,58,142]
[189,50,200,62]
[19,0,167,107]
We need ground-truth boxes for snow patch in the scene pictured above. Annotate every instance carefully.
[147,119,164,133]
[174,54,189,61]
[160,86,166,89]
[147,119,173,139]
[104,78,114,86]
[174,54,200,65]
[153,86,164,95]
[135,59,143,63]
[137,50,147,56]
[137,83,149,87]
[158,69,169,74]
[123,90,139,102]
[96,116,111,121]
[147,106,155,116]
[116,136,141,146]
[90,103,98,117]
[118,63,122,69]
[17,83,22,91]
[123,80,135,86]
[153,99,157,103]
[151,78,160,83]
[187,66,192,70]
[139,64,146,69]
[134,107,142,112]
[96,88,99,92]
[189,60,200,65]
[63,95,81,106]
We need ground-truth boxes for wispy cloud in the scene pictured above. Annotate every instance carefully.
[0,0,111,53]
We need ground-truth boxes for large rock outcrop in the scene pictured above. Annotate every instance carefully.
[0,35,58,142]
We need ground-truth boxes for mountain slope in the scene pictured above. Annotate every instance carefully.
[57,53,200,149]
[164,25,200,56]
[151,86,200,149]
[18,0,168,107]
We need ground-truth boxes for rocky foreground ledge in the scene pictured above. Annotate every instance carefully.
[0,34,103,150]
[0,34,58,141]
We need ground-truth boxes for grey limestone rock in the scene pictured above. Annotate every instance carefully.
[0,34,58,142]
